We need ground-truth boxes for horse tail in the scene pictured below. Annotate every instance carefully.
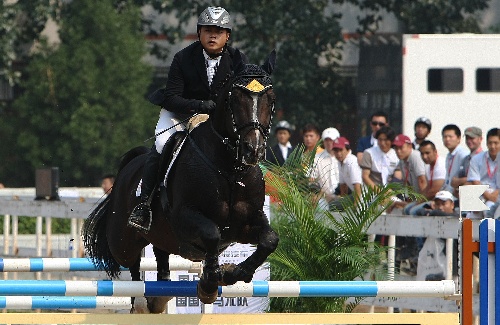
[118,146,150,172]
[82,195,121,278]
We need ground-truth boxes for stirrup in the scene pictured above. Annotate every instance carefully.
[128,203,152,233]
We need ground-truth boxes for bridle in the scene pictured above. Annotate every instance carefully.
[211,71,275,169]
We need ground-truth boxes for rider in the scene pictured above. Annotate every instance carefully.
[128,6,247,232]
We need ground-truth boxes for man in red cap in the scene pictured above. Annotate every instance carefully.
[393,134,427,194]
[332,137,362,206]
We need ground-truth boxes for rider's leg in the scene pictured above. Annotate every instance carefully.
[128,109,176,232]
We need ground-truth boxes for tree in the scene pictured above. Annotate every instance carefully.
[0,0,52,87]
[153,0,356,132]
[8,0,156,186]
[350,0,489,33]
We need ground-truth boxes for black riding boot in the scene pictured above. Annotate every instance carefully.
[128,147,161,232]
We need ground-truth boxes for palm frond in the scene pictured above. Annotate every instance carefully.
[263,147,420,313]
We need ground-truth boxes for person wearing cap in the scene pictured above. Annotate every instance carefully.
[413,117,432,150]
[331,137,362,208]
[266,120,295,166]
[356,111,389,165]
[415,190,458,216]
[309,127,340,203]
[302,123,323,155]
[466,128,500,213]
[128,7,247,231]
[360,126,400,189]
[393,134,427,193]
[451,126,483,191]
[441,124,468,195]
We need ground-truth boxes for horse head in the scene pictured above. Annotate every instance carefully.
[213,50,276,167]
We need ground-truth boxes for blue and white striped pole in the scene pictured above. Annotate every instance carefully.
[0,257,201,273]
[0,296,131,310]
[0,280,455,298]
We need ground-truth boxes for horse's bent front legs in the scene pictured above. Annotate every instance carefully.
[174,207,221,304]
[222,211,279,285]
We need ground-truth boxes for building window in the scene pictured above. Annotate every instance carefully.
[427,68,463,92]
[476,68,500,92]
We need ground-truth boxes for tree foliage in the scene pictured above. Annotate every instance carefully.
[8,0,156,186]
[153,0,356,132]
[350,0,489,33]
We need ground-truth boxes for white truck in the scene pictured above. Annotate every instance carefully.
[402,34,500,156]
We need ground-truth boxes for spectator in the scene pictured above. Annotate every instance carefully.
[466,128,500,213]
[356,111,389,164]
[331,137,362,208]
[393,134,427,193]
[415,190,458,217]
[442,124,468,194]
[302,123,323,155]
[310,127,340,203]
[360,126,400,189]
[413,117,432,150]
[451,126,483,191]
[266,120,295,166]
[101,174,115,194]
[419,140,446,201]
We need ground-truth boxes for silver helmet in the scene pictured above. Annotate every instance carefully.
[197,7,232,31]
[414,116,432,131]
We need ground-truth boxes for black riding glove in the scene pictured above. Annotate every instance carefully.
[197,100,216,114]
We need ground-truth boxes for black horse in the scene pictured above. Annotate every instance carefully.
[82,51,279,313]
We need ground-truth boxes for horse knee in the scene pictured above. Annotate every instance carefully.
[260,229,279,253]
[200,224,221,249]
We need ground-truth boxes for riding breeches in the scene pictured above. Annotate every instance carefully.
[154,109,185,154]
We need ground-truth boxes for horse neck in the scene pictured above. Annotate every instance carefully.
[194,120,236,172]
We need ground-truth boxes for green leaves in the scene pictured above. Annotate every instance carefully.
[9,0,156,186]
[263,147,420,312]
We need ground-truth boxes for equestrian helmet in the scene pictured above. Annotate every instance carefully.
[275,120,294,133]
[197,7,232,31]
[414,116,432,131]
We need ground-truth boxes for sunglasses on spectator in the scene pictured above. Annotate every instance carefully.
[371,121,386,127]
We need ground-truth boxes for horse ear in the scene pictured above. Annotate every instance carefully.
[233,49,245,75]
[261,50,276,75]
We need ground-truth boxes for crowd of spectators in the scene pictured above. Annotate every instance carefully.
[266,113,500,275]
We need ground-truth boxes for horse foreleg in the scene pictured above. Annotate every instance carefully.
[222,212,279,285]
[175,207,221,304]
[146,246,172,313]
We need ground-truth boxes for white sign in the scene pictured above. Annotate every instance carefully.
[459,185,490,212]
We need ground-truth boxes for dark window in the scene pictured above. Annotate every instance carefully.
[476,68,500,92]
[427,68,463,92]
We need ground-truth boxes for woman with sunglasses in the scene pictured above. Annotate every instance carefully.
[356,111,389,164]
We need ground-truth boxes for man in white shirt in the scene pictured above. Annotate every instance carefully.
[452,126,483,190]
[467,128,500,209]
[441,124,468,195]
[310,127,340,202]
[331,137,362,208]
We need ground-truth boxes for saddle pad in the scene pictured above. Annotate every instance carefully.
[187,114,209,132]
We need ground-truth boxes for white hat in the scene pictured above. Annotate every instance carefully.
[434,190,455,202]
[322,127,340,141]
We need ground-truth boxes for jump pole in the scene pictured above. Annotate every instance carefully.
[0,280,456,298]
[0,257,202,273]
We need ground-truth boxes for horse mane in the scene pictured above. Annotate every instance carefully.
[118,146,150,172]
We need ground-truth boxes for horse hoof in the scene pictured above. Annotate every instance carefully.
[219,263,237,286]
[197,281,218,304]
[131,297,150,314]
